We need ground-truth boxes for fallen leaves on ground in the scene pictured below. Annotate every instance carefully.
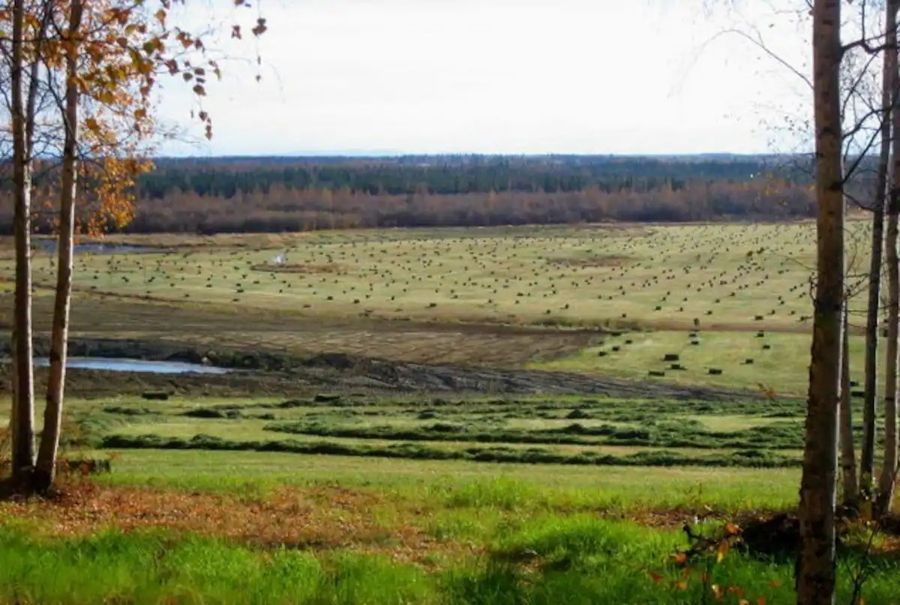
[0,482,476,565]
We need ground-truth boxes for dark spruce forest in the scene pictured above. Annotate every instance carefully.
[3,155,817,234]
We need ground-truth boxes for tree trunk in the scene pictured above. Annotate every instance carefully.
[797,1,843,603]
[880,201,900,514]
[861,0,896,496]
[8,0,36,488]
[877,3,900,518]
[35,0,83,493]
[840,305,859,509]
[881,260,900,518]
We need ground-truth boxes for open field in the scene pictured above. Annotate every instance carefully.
[2,220,900,603]
[0,220,883,395]
[11,222,837,332]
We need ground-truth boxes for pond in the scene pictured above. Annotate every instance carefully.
[34,357,230,375]
[33,241,157,255]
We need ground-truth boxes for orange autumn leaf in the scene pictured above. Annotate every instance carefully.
[716,541,730,563]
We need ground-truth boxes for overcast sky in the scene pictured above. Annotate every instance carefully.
[158,0,813,156]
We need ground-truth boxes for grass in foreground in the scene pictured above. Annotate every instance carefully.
[1,503,899,604]
[1,450,898,604]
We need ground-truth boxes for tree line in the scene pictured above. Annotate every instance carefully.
[1,163,818,234]
[114,178,814,234]
[136,154,805,198]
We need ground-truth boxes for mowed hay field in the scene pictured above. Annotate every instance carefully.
[0,219,878,395]
[10,222,828,330]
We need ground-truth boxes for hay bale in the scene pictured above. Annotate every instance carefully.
[141,392,169,401]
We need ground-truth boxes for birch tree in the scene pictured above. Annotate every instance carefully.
[34,0,81,491]
[797,0,844,602]
[1,0,54,489]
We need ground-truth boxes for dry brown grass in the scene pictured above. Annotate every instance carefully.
[0,483,475,564]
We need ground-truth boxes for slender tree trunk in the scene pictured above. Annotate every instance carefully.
[35,0,83,492]
[8,0,36,488]
[840,304,859,509]
[880,234,900,513]
[861,0,896,495]
[880,247,900,517]
[798,1,843,603]
[877,6,900,517]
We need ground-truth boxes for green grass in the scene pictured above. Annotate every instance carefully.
[98,449,802,512]
[0,526,431,605]
[70,392,815,469]
[1,514,898,604]
[2,433,891,605]
[531,329,880,396]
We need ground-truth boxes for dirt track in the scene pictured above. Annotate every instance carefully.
[2,337,760,402]
[294,352,759,400]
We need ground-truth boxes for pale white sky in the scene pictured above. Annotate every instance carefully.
[158,0,812,156]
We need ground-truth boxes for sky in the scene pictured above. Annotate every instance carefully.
[158,0,813,157]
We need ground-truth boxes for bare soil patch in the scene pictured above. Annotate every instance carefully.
[251,262,340,274]
[547,255,632,268]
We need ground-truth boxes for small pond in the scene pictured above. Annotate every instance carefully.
[34,357,230,375]
[33,241,157,255]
